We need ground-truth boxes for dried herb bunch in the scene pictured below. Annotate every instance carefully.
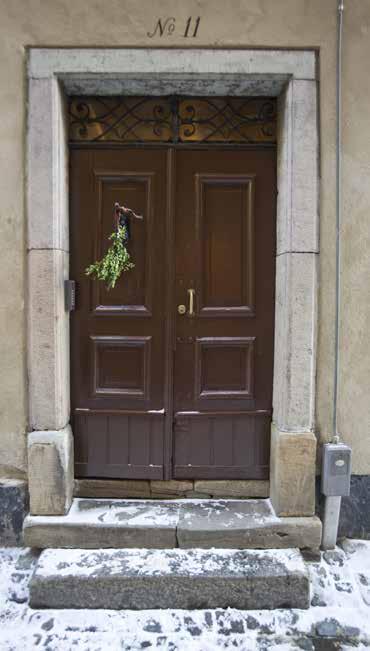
[85,224,134,290]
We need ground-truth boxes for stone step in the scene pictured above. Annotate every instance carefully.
[23,498,322,550]
[29,547,310,610]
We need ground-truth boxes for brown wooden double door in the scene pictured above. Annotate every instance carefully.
[70,146,276,480]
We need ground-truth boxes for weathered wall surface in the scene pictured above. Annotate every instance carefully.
[0,0,369,477]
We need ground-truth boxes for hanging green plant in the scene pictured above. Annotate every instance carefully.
[85,224,134,290]
[85,202,142,290]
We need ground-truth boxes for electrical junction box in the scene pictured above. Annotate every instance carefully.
[321,442,352,497]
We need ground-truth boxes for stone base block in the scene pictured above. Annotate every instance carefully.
[270,426,317,516]
[29,547,309,610]
[0,479,28,546]
[28,426,73,516]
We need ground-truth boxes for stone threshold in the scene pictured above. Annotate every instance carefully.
[24,497,322,550]
[74,478,270,500]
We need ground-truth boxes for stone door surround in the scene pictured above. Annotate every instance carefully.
[27,48,319,518]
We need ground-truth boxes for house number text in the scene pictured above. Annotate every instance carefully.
[147,17,201,38]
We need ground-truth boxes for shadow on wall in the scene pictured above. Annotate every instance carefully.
[0,479,29,546]
[316,476,370,540]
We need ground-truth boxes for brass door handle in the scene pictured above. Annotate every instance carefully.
[188,288,195,316]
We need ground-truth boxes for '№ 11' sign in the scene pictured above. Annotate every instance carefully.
[147,17,201,38]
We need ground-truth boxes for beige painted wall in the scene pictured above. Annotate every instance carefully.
[0,0,369,477]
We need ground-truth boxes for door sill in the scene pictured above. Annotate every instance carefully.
[74,478,270,500]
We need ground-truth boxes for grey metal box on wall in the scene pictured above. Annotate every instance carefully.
[321,443,352,497]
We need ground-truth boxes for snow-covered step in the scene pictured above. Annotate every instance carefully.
[23,498,322,550]
[29,547,310,610]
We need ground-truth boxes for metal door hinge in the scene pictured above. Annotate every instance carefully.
[65,280,76,311]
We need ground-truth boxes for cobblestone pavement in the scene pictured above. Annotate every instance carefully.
[0,539,370,650]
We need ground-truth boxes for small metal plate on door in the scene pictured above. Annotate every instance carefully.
[65,280,76,311]
[178,304,186,315]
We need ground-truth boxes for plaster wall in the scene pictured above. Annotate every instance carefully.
[0,0,369,477]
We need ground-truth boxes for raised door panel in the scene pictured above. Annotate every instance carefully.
[195,337,255,401]
[196,174,255,317]
[91,335,151,399]
[92,173,153,317]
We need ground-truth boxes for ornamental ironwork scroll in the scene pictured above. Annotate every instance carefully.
[68,96,277,144]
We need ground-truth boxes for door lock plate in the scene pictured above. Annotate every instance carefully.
[178,304,186,315]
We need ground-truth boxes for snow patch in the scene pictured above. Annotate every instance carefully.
[1,541,370,650]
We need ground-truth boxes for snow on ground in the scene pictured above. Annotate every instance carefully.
[1,541,370,650]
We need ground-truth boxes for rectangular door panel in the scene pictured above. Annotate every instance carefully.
[174,413,270,479]
[195,337,255,401]
[92,172,154,316]
[74,412,164,479]
[196,174,255,317]
[91,335,151,399]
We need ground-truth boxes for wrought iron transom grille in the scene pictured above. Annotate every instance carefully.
[68,96,277,144]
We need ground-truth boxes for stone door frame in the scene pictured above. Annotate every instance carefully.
[27,48,319,517]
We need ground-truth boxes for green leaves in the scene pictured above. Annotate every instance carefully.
[85,225,134,290]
